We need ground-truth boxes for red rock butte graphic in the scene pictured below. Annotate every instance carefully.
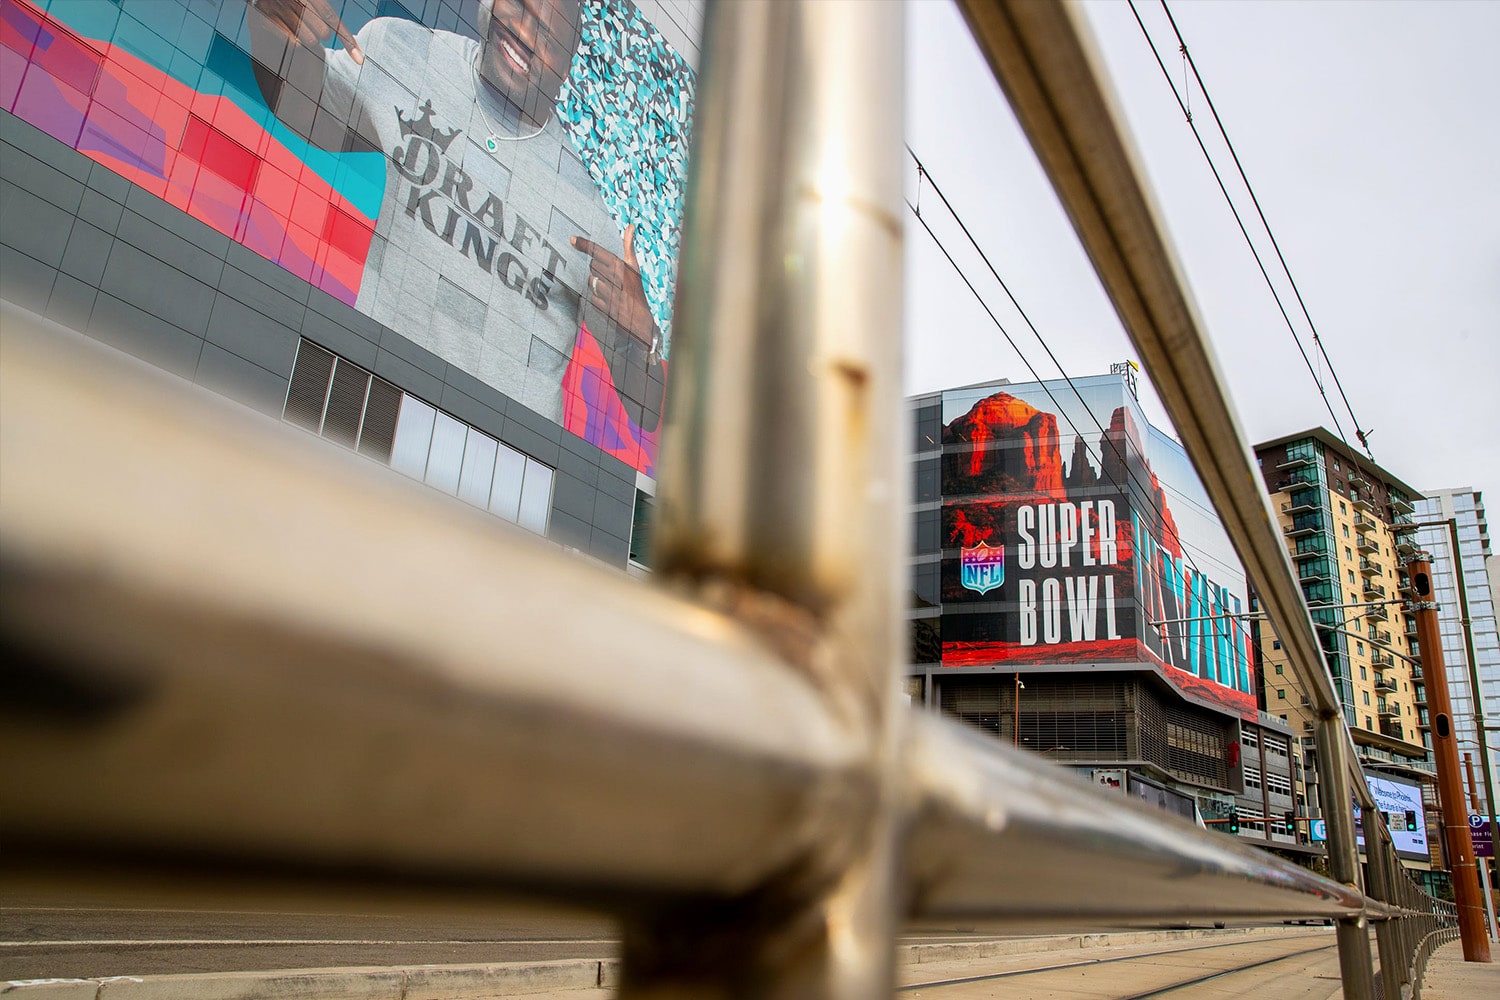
[944,392,1066,498]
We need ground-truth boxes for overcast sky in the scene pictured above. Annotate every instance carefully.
[904,0,1499,516]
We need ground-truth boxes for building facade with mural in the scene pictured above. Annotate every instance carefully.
[908,371,1308,855]
[1,0,702,568]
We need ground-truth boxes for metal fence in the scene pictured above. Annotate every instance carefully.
[0,2,1459,998]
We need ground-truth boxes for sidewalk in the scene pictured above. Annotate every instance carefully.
[0,925,1310,999]
[1418,938,1500,1000]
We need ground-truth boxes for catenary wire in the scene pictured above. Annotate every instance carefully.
[1126,0,1368,464]
[1156,0,1374,463]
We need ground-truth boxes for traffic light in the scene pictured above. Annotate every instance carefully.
[1285,810,1296,828]
[1405,809,1418,832]
[1227,808,1240,834]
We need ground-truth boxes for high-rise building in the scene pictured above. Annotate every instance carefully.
[1414,489,1499,804]
[0,0,703,571]
[909,371,1311,858]
[1252,430,1437,880]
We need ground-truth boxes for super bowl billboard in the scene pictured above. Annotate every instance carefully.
[1,0,693,476]
[937,375,1256,719]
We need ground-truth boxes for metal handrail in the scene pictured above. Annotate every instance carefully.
[0,1,1456,997]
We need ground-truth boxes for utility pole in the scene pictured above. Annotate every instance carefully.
[1407,551,1491,961]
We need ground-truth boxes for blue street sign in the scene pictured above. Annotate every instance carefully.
[1310,818,1327,842]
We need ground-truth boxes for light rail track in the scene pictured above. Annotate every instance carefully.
[902,933,1339,997]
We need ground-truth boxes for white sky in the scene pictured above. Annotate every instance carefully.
[904,0,1500,515]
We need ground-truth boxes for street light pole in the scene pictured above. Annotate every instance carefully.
[1013,672,1022,747]
[1407,550,1491,961]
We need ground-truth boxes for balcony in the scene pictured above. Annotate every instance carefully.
[1389,494,1415,516]
[1380,719,1405,741]
[1291,544,1328,561]
[1390,518,1419,536]
[1403,617,1417,637]
[1365,603,1390,622]
[1357,533,1379,554]
[1351,493,1373,512]
[1397,573,1414,595]
[1370,628,1391,645]
[1359,557,1380,577]
[1354,511,1378,532]
[1348,472,1371,491]
[1284,520,1323,538]
[1363,581,1387,600]
[1282,492,1321,515]
[1378,699,1399,719]
[1395,535,1418,555]
[1277,453,1316,470]
[1376,676,1397,693]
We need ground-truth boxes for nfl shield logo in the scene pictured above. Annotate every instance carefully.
[960,541,1005,595]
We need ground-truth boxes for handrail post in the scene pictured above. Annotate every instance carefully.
[1319,715,1377,998]
[1362,809,1401,1000]
[636,0,907,995]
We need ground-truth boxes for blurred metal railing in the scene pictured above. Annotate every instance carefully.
[0,2,1456,998]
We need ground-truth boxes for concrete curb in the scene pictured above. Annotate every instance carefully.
[2,958,618,999]
[2,926,1326,998]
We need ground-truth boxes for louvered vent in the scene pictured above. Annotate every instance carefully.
[358,378,401,462]
[322,360,370,449]
[284,341,335,431]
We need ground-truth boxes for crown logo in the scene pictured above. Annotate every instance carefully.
[396,100,461,153]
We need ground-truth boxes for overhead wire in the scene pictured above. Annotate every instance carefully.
[1156,0,1374,463]
[1130,0,1377,473]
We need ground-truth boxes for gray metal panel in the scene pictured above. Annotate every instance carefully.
[500,417,561,468]
[87,292,203,378]
[299,309,379,371]
[551,472,597,523]
[589,526,630,565]
[591,491,633,542]
[217,264,308,333]
[502,400,563,444]
[86,161,132,204]
[437,383,506,441]
[555,444,599,487]
[377,325,448,380]
[0,145,84,215]
[306,285,385,342]
[373,348,445,407]
[0,187,74,267]
[547,508,592,550]
[0,115,90,183]
[122,185,231,262]
[99,242,217,337]
[76,189,124,233]
[225,242,313,305]
[441,363,513,423]
[595,465,638,505]
[205,293,300,377]
[114,210,225,288]
[44,272,99,332]
[195,342,291,418]
[0,245,57,314]
[59,220,113,286]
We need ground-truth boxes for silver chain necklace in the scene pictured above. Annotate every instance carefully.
[472,62,546,150]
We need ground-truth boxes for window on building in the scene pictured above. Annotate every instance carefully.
[1275,664,1284,674]
[1365,714,1373,729]
[1348,570,1356,585]
[1363,691,1371,706]
[1340,501,1347,514]
[1345,547,1353,560]
[287,339,555,535]
[1357,642,1364,655]
[1277,689,1286,701]
[1360,666,1367,680]
[1273,640,1282,650]
[1343,525,1350,538]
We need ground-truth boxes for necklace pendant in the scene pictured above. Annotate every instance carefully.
[486,135,499,153]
